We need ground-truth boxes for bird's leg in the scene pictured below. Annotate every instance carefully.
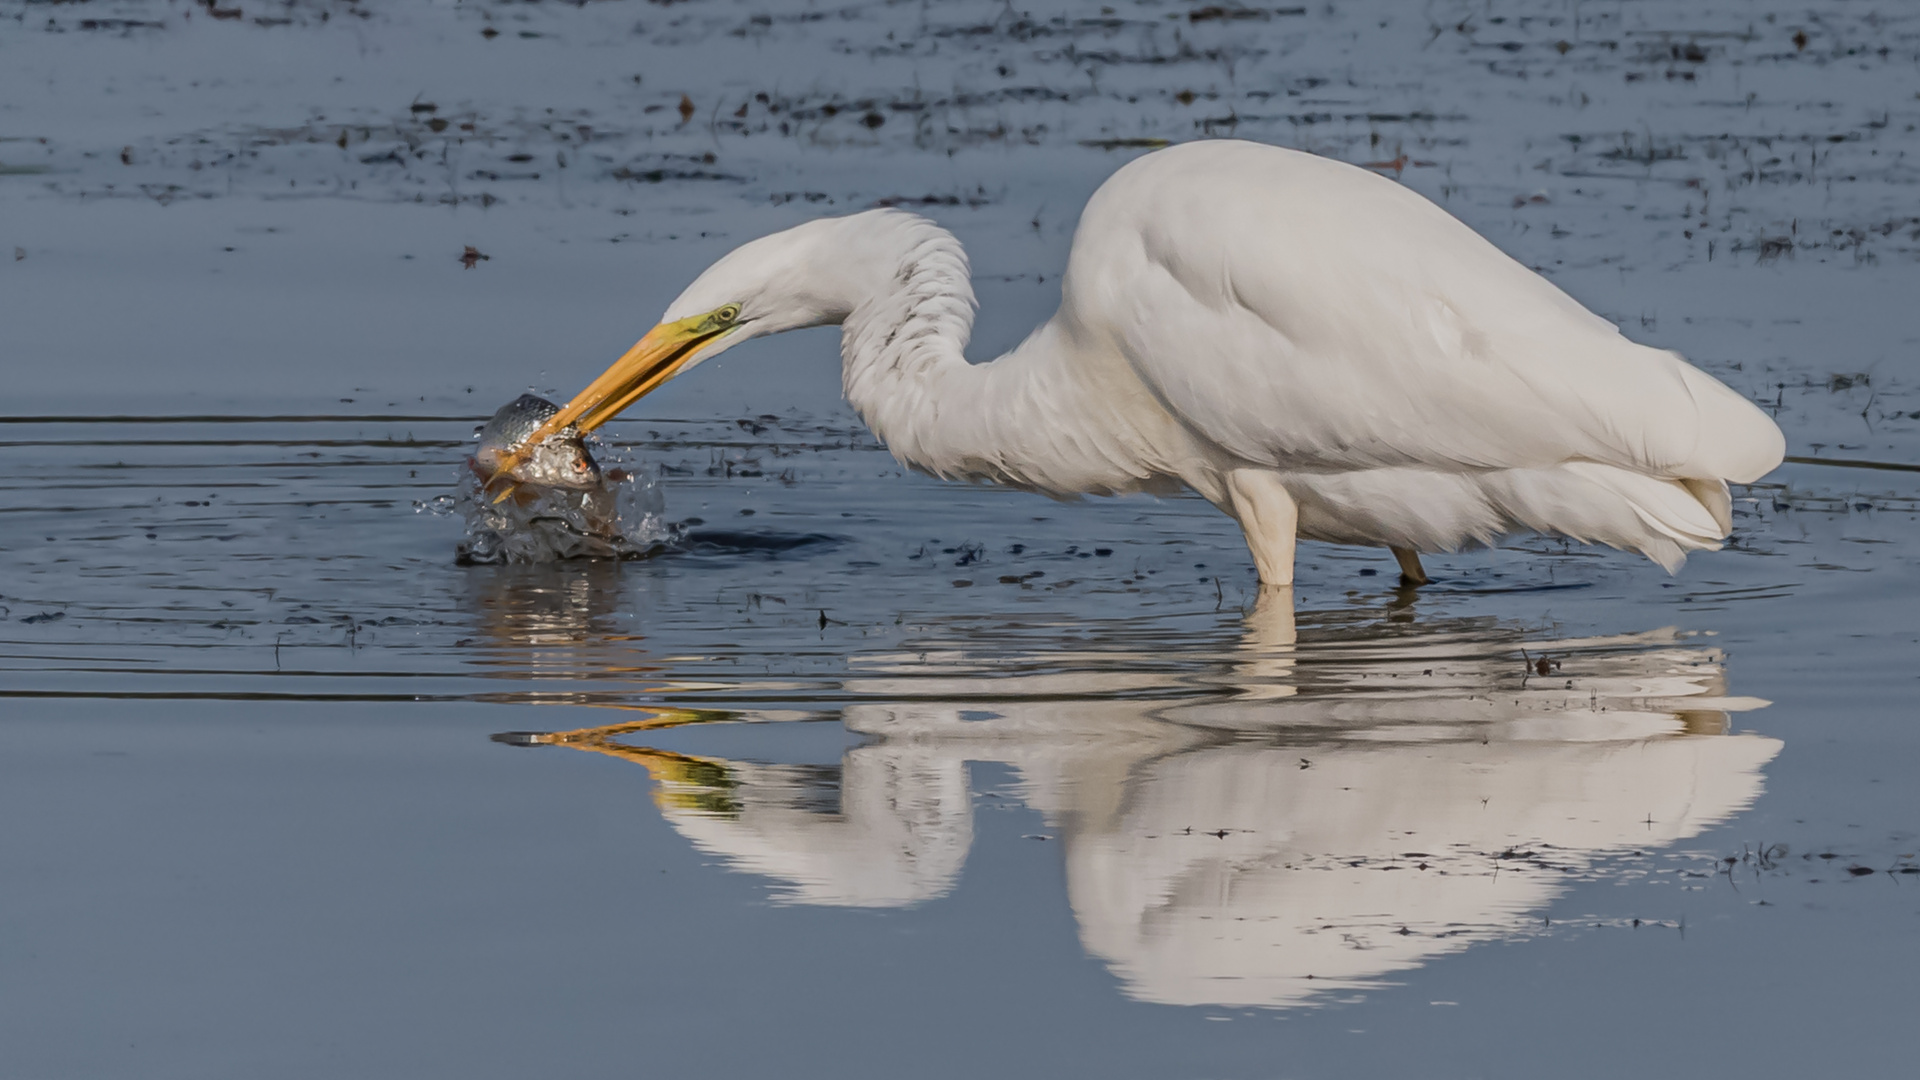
[1225,470,1299,587]
[1390,546,1430,587]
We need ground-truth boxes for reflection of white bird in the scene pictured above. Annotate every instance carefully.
[656,746,973,908]
[500,140,1785,586]
[598,609,1780,1008]
[1049,733,1779,1008]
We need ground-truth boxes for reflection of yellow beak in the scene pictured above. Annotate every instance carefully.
[499,710,743,815]
[485,311,731,498]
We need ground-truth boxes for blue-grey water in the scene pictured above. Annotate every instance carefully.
[3,2,1917,1077]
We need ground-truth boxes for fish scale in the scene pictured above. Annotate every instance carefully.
[473,393,602,491]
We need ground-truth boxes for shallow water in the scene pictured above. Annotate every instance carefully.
[4,2,1919,1077]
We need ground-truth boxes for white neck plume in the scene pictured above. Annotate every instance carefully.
[835,213,987,474]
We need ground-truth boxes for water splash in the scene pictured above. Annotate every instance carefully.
[428,443,678,564]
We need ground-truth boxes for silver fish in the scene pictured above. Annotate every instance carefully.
[472,393,602,491]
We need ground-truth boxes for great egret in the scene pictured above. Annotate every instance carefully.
[493,140,1785,586]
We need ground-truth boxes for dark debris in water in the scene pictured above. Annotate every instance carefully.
[679,529,845,555]
[17,0,1919,275]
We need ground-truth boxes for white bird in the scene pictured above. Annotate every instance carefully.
[494,139,1785,587]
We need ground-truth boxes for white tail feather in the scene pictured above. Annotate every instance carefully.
[1491,463,1728,573]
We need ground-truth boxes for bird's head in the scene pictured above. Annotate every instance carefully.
[483,213,907,491]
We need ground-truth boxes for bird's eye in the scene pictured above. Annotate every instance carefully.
[715,304,741,325]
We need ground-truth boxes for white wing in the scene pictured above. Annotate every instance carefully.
[1061,141,1783,484]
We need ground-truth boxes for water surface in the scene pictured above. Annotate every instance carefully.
[3,2,1918,1077]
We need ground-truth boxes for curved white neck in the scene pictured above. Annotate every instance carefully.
[810,210,1168,497]
[836,215,984,472]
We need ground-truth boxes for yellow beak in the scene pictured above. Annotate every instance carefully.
[485,311,730,497]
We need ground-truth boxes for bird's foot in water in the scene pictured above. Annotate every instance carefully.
[1390,546,1430,588]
